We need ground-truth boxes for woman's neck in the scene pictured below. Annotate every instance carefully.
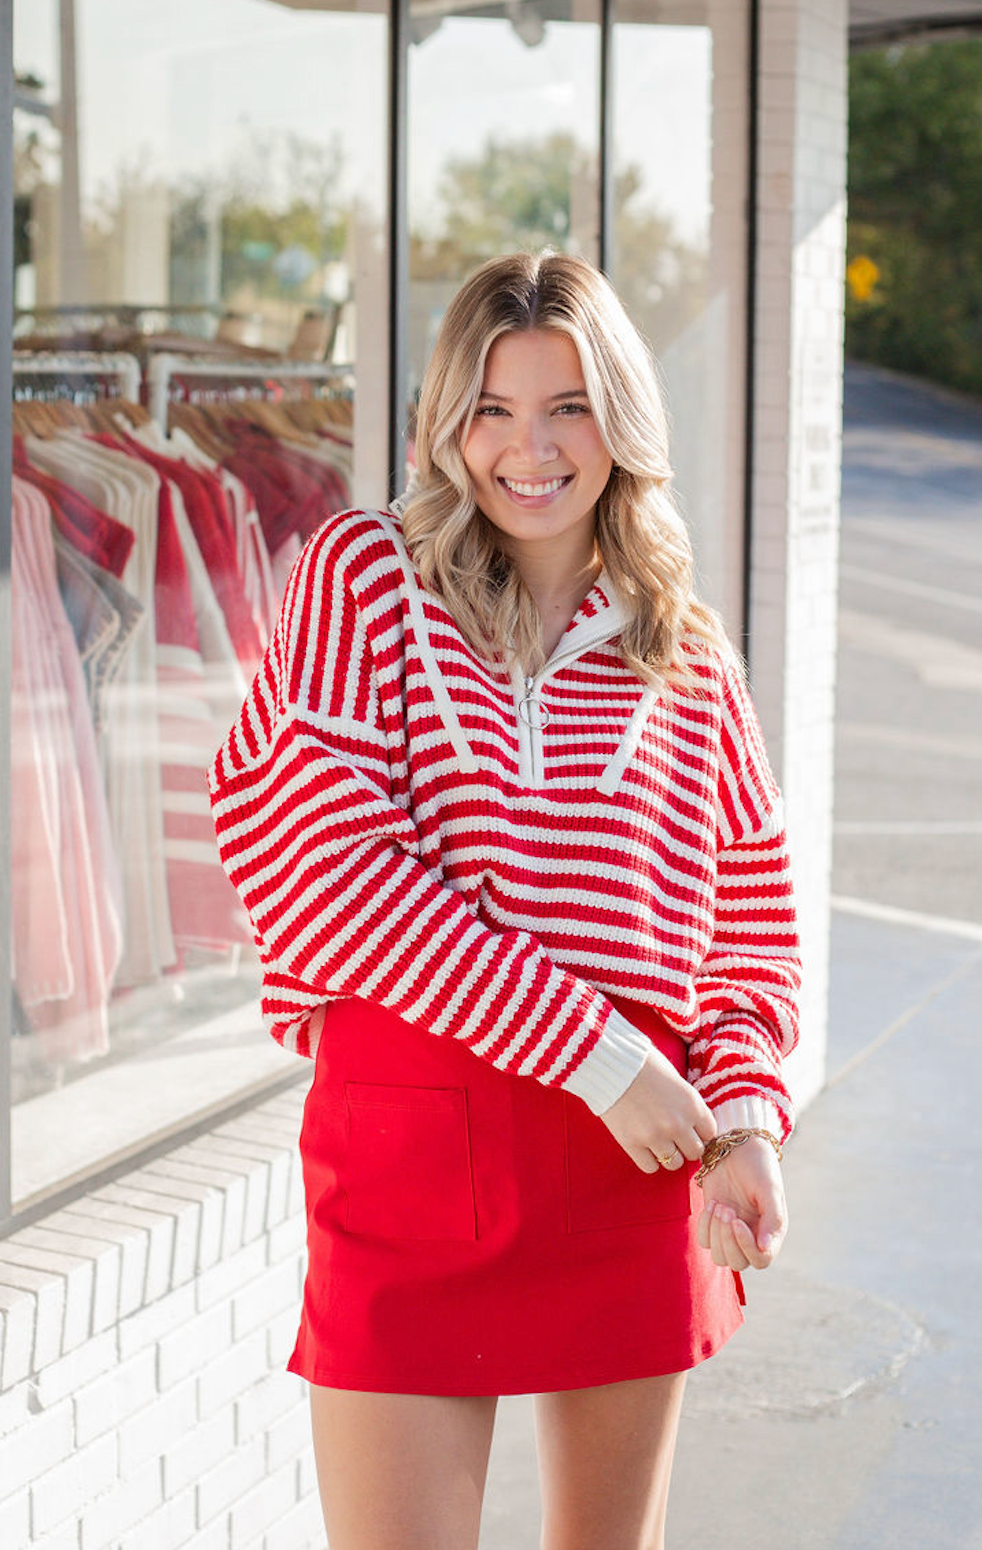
[512,548,603,662]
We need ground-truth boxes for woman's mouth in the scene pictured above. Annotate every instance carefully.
[499,474,573,500]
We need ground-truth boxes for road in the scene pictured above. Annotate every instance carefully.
[833,361,982,928]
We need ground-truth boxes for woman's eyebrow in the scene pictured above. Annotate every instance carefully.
[476,388,589,401]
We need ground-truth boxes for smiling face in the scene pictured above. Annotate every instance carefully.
[461,328,614,570]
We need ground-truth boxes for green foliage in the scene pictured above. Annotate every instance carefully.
[411,131,705,351]
[847,39,982,396]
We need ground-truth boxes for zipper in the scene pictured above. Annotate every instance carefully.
[511,613,627,787]
[518,674,549,785]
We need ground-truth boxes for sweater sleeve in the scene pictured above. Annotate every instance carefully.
[686,660,801,1142]
[208,515,653,1114]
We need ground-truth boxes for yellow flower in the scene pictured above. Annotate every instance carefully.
[847,255,881,302]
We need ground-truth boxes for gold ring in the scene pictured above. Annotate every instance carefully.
[656,1149,679,1166]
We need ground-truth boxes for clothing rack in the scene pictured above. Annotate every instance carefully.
[146,354,352,430]
[12,350,143,405]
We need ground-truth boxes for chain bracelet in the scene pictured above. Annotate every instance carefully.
[694,1127,783,1186]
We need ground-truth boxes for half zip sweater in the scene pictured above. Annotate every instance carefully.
[209,509,801,1138]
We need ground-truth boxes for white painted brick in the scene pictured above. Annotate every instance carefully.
[229,1459,297,1549]
[74,1345,156,1446]
[0,1487,30,1550]
[197,1436,265,1527]
[266,1306,300,1369]
[297,1446,318,1498]
[15,1223,120,1333]
[223,1111,301,1151]
[68,1196,169,1304]
[29,1521,80,1550]
[264,1399,312,1475]
[137,1167,226,1271]
[95,1183,198,1289]
[266,1218,303,1268]
[58,1209,148,1319]
[157,1301,232,1391]
[195,1240,266,1316]
[119,1486,197,1550]
[162,1406,236,1500]
[262,1490,325,1550]
[0,1377,31,1439]
[180,1144,269,1245]
[180,1516,232,1550]
[118,1378,197,1475]
[232,1260,298,1343]
[34,1329,118,1410]
[0,1283,37,1387]
[1,1398,74,1495]
[0,1241,93,1353]
[117,1281,196,1362]
[30,1431,116,1535]
[78,1459,162,1550]
[234,1369,302,1448]
[162,1157,247,1258]
[198,1329,268,1420]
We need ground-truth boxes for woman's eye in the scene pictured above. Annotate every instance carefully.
[475,403,507,418]
[556,401,589,416]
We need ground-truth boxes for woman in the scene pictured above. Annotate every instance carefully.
[209,251,800,1550]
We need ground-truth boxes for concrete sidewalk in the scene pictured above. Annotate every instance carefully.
[477,905,982,1550]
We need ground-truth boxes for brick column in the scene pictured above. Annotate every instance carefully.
[749,0,848,1107]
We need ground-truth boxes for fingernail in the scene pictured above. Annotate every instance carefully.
[759,1232,773,1252]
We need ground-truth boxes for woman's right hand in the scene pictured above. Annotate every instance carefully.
[599,1051,717,1173]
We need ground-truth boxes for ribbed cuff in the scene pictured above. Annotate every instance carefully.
[710,1095,789,1143]
[561,1009,653,1115]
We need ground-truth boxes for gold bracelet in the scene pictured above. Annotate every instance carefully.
[695,1127,783,1186]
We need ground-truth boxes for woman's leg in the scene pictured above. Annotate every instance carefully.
[534,1372,687,1550]
[309,1385,498,1550]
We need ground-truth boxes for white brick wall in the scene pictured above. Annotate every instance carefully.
[750,0,849,1109]
[0,1087,325,1550]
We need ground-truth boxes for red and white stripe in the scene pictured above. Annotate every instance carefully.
[209,509,800,1137]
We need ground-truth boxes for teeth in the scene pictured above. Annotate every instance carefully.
[503,476,567,497]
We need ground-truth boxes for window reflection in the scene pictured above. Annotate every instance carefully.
[10,0,387,1203]
[407,0,602,426]
[611,0,749,626]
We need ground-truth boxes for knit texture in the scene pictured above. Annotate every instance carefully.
[209,509,801,1138]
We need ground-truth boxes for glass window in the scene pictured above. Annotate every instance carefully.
[611,0,749,629]
[10,0,388,1210]
[406,0,602,446]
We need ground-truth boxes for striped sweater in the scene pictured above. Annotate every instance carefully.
[209,508,800,1140]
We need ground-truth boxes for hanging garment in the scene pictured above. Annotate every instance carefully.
[24,433,174,986]
[11,476,123,1063]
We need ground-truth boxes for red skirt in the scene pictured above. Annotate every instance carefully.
[288,995,743,1396]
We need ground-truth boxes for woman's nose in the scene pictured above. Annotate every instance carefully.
[512,415,558,464]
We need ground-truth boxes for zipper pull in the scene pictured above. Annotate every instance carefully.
[519,676,550,729]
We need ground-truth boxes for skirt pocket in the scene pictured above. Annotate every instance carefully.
[563,1092,691,1233]
[343,1081,477,1242]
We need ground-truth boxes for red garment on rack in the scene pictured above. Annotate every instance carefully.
[221,424,348,556]
[105,432,263,672]
[13,437,135,578]
[152,476,252,953]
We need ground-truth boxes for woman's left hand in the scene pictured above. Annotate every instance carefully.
[696,1136,788,1272]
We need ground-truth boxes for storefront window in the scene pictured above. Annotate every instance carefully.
[406,0,602,441]
[611,0,748,628]
[10,0,388,1209]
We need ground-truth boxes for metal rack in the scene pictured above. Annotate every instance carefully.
[12,350,142,405]
[146,354,352,429]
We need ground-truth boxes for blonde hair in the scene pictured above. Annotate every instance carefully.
[401,251,730,687]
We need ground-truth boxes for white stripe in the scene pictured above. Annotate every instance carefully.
[834,820,982,836]
[163,790,212,816]
[371,511,481,775]
[840,564,982,615]
[831,894,982,943]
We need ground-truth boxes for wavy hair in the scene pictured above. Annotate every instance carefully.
[400,251,731,687]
